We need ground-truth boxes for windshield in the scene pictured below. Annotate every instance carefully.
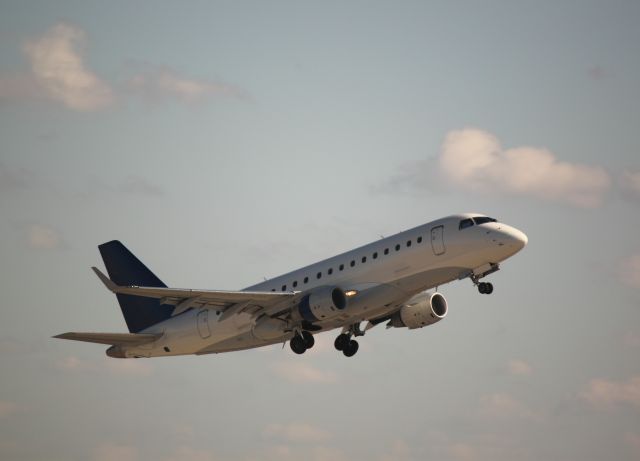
[459,216,498,230]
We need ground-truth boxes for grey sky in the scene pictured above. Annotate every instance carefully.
[1,1,639,460]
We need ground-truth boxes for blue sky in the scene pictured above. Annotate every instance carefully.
[1,1,640,460]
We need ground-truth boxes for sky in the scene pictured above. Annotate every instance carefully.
[1,1,640,460]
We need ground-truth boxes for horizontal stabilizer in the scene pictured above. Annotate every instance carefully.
[53,332,161,346]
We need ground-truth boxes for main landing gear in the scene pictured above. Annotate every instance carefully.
[334,323,365,357]
[289,330,315,355]
[477,282,494,295]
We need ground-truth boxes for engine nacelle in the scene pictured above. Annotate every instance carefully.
[390,291,448,329]
[297,286,348,322]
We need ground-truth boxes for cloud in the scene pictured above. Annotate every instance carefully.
[93,443,139,461]
[93,443,138,461]
[126,66,245,104]
[26,224,61,249]
[271,361,338,384]
[378,439,412,461]
[57,356,153,376]
[161,447,219,461]
[0,74,46,103]
[508,359,533,376]
[438,128,611,207]
[620,170,640,200]
[0,401,19,418]
[478,393,541,422]
[619,254,640,288]
[581,375,640,409]
[264,423,330,443]
[23,23,114,111]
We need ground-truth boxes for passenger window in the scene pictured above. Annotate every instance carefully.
[339,264,344,271]
[373,252,378,259]
[417,236,422,243]
[362,256,366,263]
[328,268,333,275]
[281,285,286,291]
[271,288,275,292]
[304,277,309,283]
[406,240,411,247]
[384,248,389,255]
[459,218,474,230]
[293,281,298,288]
[316,272,322,279]
[395,244,400,251]
[350,260,355,267]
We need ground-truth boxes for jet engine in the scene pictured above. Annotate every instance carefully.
[389,291,448,329]
[296,286,348,322]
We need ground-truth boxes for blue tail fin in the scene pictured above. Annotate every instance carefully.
[98,240,174,333]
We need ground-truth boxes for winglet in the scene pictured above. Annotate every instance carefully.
[92,266,119,292]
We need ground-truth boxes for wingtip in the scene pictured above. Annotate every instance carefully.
[91,266,118,291]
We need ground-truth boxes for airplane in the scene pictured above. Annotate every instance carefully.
[54,213,527,358]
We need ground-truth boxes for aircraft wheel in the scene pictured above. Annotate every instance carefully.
[478,282,487,294]
[334,334,350,351]
[485,283,494,294]
[290,335,307,354]
[342,340,359,357]
[302,331,315,349]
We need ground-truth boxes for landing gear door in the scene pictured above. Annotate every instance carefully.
[431,225,445,255]
[197,309,211,339]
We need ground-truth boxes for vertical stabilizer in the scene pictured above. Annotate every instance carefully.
[98,240,173,333]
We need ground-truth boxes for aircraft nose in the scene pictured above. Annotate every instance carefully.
[506,227,528,251]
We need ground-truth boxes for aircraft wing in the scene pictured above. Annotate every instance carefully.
[53,332,161,346]
[92,267,296,318]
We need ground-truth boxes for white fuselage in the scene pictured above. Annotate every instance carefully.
[120,214,527,358]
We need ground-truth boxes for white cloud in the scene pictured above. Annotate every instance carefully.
[438,128,611,207]
[126,66,244,103]
[93,443,138,461]
[26,224,61,249]
[23,23,113,111]
[508,359,533,376]
[581,375,640,409]
[264,422,330,443]
[619,254,640,288]
[271,361,338,384]
[478,393,541,422]
[0,401,19,418]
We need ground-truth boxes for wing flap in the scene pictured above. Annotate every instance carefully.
[53,332,161,346]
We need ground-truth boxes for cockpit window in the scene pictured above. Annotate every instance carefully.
[459,218,474,230]
[474,216,497,225]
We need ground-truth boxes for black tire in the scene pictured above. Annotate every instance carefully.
[478,282,486,294]
[485,283,494,294]
[334,334,349,351]
[343,340,359,357]
[302,331,315,349]
[290,335,307,354]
